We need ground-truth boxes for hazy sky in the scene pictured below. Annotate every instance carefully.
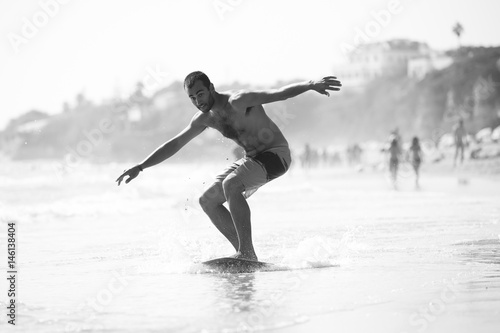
[1,0,499,128]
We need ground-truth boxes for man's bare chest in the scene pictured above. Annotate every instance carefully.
[205,110,246,140]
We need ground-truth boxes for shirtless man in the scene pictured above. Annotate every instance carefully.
[116,71,341,260]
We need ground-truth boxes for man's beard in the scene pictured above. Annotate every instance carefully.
[200,95,215,112]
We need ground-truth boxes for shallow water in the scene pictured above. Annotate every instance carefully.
[0,161,499,332]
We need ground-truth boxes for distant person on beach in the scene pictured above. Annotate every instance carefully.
[407,137,422,188]
[302,143,313,168]
[453,119,467,167]
[392,128,402,150]
[116,71,341,261]
[388,137,401,188]
[352,143,362,165]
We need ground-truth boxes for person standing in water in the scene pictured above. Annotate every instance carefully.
[115,71,342,261]
[453,119,467,167]
[388,137,402,188]
[407,137,422,189]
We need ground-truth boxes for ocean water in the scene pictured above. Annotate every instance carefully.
[0,161,499,332]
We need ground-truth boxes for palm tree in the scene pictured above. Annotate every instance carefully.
[452,22,464,48]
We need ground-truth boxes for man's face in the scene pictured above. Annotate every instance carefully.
[186,80,214,113]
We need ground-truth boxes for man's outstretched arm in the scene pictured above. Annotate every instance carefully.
[116,113,206,185]
[230,76,341,108]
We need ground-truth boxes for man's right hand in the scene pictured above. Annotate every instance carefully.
[116,165,142,186]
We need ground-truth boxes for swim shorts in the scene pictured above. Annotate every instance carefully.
[215,146,292,198]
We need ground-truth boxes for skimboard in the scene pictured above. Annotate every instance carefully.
[202,257,272,273]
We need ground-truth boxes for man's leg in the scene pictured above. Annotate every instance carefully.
[199,183,239,251]
[222,175,257,261]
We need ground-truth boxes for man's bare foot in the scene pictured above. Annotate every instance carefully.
[229,251,258,261]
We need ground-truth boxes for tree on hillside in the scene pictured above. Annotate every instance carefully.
[62,101,70,113]
[452,22,464,48]
[75,92,93,111]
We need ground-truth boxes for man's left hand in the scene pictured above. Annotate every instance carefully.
[311,76,342,97]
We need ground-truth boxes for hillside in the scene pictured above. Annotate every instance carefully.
[1,46,499,162]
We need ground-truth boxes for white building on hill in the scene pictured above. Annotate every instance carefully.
[335,39,452,87]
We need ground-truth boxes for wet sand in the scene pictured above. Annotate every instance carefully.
[0,160,499,332]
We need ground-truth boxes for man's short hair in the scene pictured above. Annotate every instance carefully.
[184,71,211,89]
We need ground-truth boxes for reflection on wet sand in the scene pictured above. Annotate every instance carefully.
[210,273,257,313]
[454,238,500,265]
[452,238,500,307]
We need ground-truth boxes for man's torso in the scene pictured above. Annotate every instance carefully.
[199,93,288,156]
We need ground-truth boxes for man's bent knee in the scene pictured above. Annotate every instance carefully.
[199,194,212,212]
[199,184,225,212]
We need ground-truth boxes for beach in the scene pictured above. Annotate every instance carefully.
[0,160,499,332]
